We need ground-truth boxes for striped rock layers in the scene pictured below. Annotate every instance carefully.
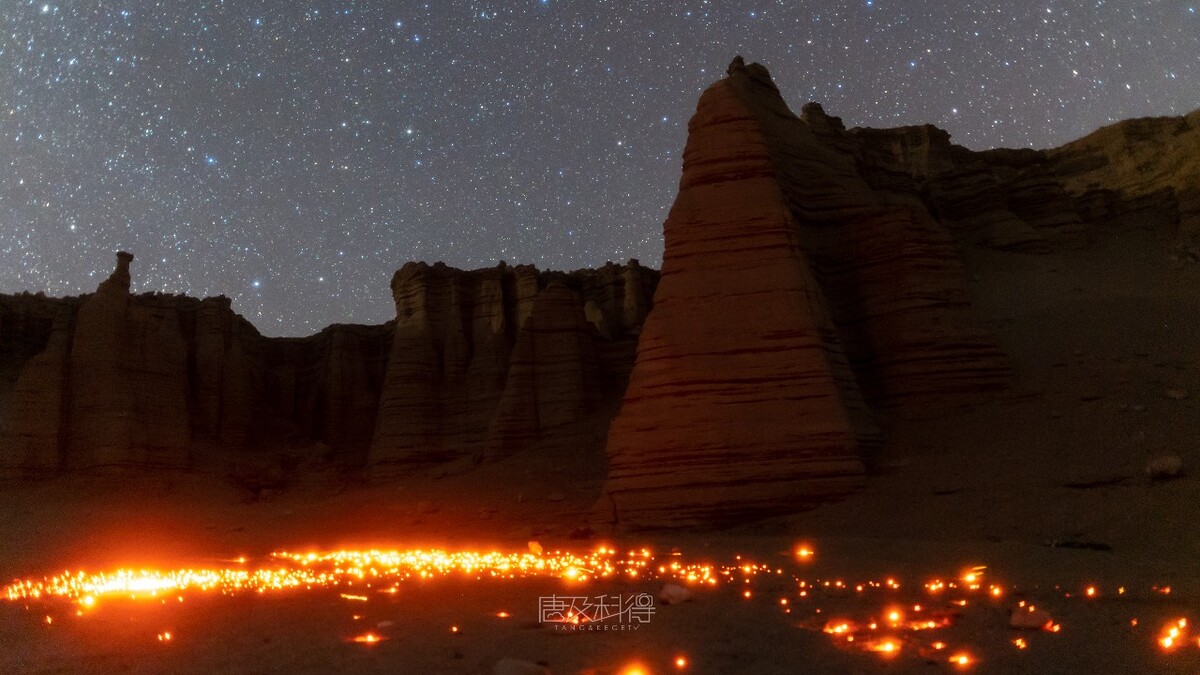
[601,60,1008,528]
[368,261,657,473]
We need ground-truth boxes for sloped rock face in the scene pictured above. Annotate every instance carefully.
[601,61,1009,528]
[847,108,1200,256]
[368,261,657,473]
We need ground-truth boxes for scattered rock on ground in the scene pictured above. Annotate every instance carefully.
[658,583,693,605]
[493,658,551,675]
[1146,454,1184,480]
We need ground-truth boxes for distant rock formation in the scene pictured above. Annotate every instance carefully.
[0,253,394,475]
[368,260,656,472]
[0,254,657,476]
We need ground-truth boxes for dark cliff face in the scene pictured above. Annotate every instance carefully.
[0,256,395,475]
[0,254,658,477]
[368,259,657,472]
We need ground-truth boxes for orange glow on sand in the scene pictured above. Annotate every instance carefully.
[351,633,384,644]
[3,547,722,607]
[949,652,974,667]
[1159,619,1189,650]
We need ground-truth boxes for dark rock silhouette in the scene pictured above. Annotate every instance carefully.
[0,254,657,476]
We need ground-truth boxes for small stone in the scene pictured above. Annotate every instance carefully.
[1165,388,1189,400]
[546,492,566,502]
[1010,606,1055,630]
[1146,454,1184,481]
[528,540,544,555]
[377,620,394,628]
[658,583,692,605]
[1132,404,1147,412]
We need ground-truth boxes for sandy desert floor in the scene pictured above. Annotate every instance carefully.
[3,227,1200,674]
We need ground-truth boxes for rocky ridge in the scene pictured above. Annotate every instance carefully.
[0,254,655,478]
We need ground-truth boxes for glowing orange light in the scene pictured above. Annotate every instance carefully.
[352,633,384,644]
[1158,619,1188,650]
[887,610,901,623]
[949,652,973,667]
[1012,638,1027,650]
[824,620,853,635]
[869,639,900,655]
[1086,586,1097,597]
[339,593,369,602]
[43,616,52,625]
[674,655,688,669]
[743,590,751,599]
[450,625,459,634]
[496,611,510,618]
[932,642,947,650]
[156,631,172,642]
[621,664,649,675]
[795,546,815,559]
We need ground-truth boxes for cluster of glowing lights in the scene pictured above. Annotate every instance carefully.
[4,542,1194,668]
[3,546,723,609]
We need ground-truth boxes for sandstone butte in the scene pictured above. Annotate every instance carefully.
[1,57,1197,528]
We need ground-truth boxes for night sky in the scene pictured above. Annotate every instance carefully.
[3,1,1197,336]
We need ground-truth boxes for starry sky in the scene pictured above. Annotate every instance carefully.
[2,1,1198,336]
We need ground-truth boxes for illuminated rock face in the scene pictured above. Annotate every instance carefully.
[601,61,1009,528]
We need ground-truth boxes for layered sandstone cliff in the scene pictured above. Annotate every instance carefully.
[367,260,656,472]
[0,253,395,474]
[0,254,657,476]
[600,59,1010,528]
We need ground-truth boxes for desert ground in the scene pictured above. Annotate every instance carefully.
[3,225,1200,673]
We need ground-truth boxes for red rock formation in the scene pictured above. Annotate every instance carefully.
[601,66,872,529]
[601,59,1011,528]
